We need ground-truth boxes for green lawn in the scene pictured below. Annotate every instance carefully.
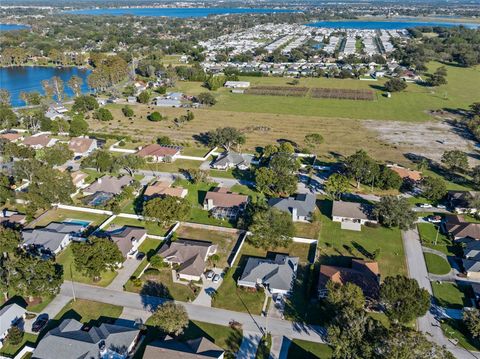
[287,340,333,359]
[208,63,480,122]
[431,282,472,309]
[294,219,321,239]
[317,199,406,278]
[30,208,109,228]
[256,334,272,359]
[54,299,123,325]
[441,318,480,351]
[424,253,451,275]
[181,146,212,157]
[56,245,118,287]
[107,217,171,237]
[143,159,202,173]
[417,223,457,255]
[0,332,37,357]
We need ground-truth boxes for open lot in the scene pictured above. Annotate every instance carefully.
[107,216,171,237]
[317,199,406,278]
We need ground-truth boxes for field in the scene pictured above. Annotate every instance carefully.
[108,216,171,237]
[417,223,458,256]
[54,299,123,325]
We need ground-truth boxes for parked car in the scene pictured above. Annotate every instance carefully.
[32,315,49,333]
[205,271,214,280]
[419,203,433,208]
[136,252,145,260]
[428,215,442,224]
[436,204,447,210]
[212,274,221,283]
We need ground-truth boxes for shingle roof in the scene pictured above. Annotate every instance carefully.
[144,181,187,198]
[22,222,86,252]
[204,187,248,209]
[69,137,96,154]
[32,319,139,359]
[143,336,224,359]
[108,226,147,257]
[23,134,53,147]
[137,144,181,158]
[331,201,374,221]
[238,254,299,292]
[448,191,480,209]
[84,175,133,195]
[389,165,422,182]
[212,152,253,168]
[446,222,480,240]
[0,303,25,335]
[463,259,480,273]
[268,193,316,218]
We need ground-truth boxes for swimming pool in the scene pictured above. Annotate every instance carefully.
[64,219,92,227]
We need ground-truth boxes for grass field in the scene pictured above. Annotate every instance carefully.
[287,340,333,359]
[424,252,451,275]
[317,199,406,278]
[54,299,123,325]
[431,282,472,309]
[417,223,458,256]
[107,216,171,237]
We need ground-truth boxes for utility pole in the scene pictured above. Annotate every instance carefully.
[70,263,76,302]
[434,224,440,246]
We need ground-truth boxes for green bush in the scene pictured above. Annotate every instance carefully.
[148,111,163,122]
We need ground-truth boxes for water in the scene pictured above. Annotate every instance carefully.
[64,219,91,227]
[65,7,295,17]
[307,20,480,30]
[0,66,91,107]
[0,23,30,31]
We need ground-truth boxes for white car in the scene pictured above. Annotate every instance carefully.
[212,274,221,283]
[205,271,214,280]
[419,203,433,208]
[437,204,447,210]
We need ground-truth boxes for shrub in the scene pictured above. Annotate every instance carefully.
[384,78,407,92]
[148,111,163,122]
[94,108,113,122]
[6,326,23,345]
[122,105,134,117]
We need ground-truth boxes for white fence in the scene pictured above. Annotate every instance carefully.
[56,204,113,215]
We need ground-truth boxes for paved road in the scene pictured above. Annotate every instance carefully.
[60,282,327,343]
[402,229,480,359]
[237,331,262,358]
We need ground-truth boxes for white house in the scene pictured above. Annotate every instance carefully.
[331,201,377,231]
[0,303,26,348]
[224,81,250,89]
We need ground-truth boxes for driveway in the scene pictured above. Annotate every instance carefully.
[237,331,262,358]
[107,258,142,291]
[24,294,71,333]
[192,269,224,307]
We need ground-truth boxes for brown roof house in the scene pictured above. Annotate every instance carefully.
[143,181,188,199]
[158,239,217,282]
[136,144,182,163]
[331,201,377,231]
[0,132,22,142]
[445,215,480,242]
[107,226,147,258]
[388,164,422,182]
[318,259,380,299]
[22,134,57,149]
[0,209,26,227]
[203,187,248,220]
[143,336,224,359]
[68,137,97,157]
[83,175,133,196]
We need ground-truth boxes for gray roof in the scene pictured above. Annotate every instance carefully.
[84,175,133,195]
[463,259,480,273]
[238,254,299,292]
[331,201,374,221]
[268,193,316,218]
[465,241,480,261]
[22,222,86,252]
[143,336,224,359]
[212,152,253,168]
[32,318,139,359]
[0,303,25,335]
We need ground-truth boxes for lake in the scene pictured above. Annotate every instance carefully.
[65,7,295,17]
[0,67,91,107]
[307,20,480,30]
[0,24,30,32]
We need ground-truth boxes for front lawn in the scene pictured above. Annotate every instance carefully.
[441,318,480,351]
[0,332,37,358]
[54,299,123,325]
[287,340,333,359]
[56,246,118,287]
[431,282,472,309]
[143,159,202,173]
[424,253,451,275]
[317,199,406,278]
[417,223,457,256]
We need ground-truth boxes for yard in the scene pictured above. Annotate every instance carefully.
[107,216,171,237]
[423,253,451,275]
[431,282,473,309]
[175,225,242,268]
[53,299,123,325]
[56,245,118,287]
[29,208,109,229]
[287,340,333,359]
[441,318,480,352]
[417,223,458,256]
[0,332,37,358]
[317,199,406,278]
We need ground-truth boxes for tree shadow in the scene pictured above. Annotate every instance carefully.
[140,280,173,300]
[368,84,386,91]
[192,133,209,146]
[351,241,373,259]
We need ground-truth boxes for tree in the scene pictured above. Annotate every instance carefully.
[206,127,245,151]
[72,95,99,113]
[68,75,83,97]
[380,275,430,323]
[325,173,350,200]
[422,176,447,202]
[0,227,21,257]
[0,104,18,130]
[0,174,14,206]
[248,208,294,249]
[121,105,134,117]
[69,114,89,136]
[0,89,11,105]
[472,165,480,187]
[157,136,172,146]
[441,150,469,172]
[304,133,324,147]
[149,302,189,335]
[426,66,448,87]
[150,255,167,269]
[71,237,123,281]
[384,78,407,92]
[204,75,225,91]
[144,196,191,226]
[181,168,209,184]
[137,91,151,104]
[50,76,65,102]
[197,92,217,106]
[38,143,74,167]
[326,281,365,312]
[148,111,163,122]
[81,149,116,172]
[344,150,379,189]
[94,108,113,122]
[373,196,416,230]
[117,155,145,176]
[5,326,23,345]
[377,166,403,190]
[464,309,480,339]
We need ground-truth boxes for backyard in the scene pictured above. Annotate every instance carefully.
[29,208,109,229]
[107,216,172,237]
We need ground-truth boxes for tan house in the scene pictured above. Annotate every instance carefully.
[22,134,57,149]
[203,187,248,219]
[143,336,224,359]
[388,164,422,182]
[136,144,182,162]
[83,175,133,196]
[158,239,217,281]
[143,181,188,199]
[0,132,22,142]
[108,226,147,258]
[331,201,377,231]
[68,137,97,156]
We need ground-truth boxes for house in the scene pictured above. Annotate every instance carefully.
[153,98,182,107]
[143,181,188,199]
[238,254,299,297]
[463,260,480,280]
[136,144,182,163]
[211,152,254,171]
[445,214,480,242]
[143,336,224,359]
[45,105,68,120]
[0,132,22,142]
[127,96,137,103]
[71,171,88,189]
[83,175,133,196]
[68,137,97,157]
[331,201,377,231]
[0,303,26,348]
[22,222,87,255]
[203,187,248,219]
[0,209,26,226]
[32,318,140,359]
[464,240,480,261]
[448,191,480,214]
[107,226,147,258]
[166,92,183,101]
[318,259,380,299]
[22,134,57,149]
[158,239,217,281]
[387,164,422,183]
[268,193,316,222]
[224,81,250,89]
